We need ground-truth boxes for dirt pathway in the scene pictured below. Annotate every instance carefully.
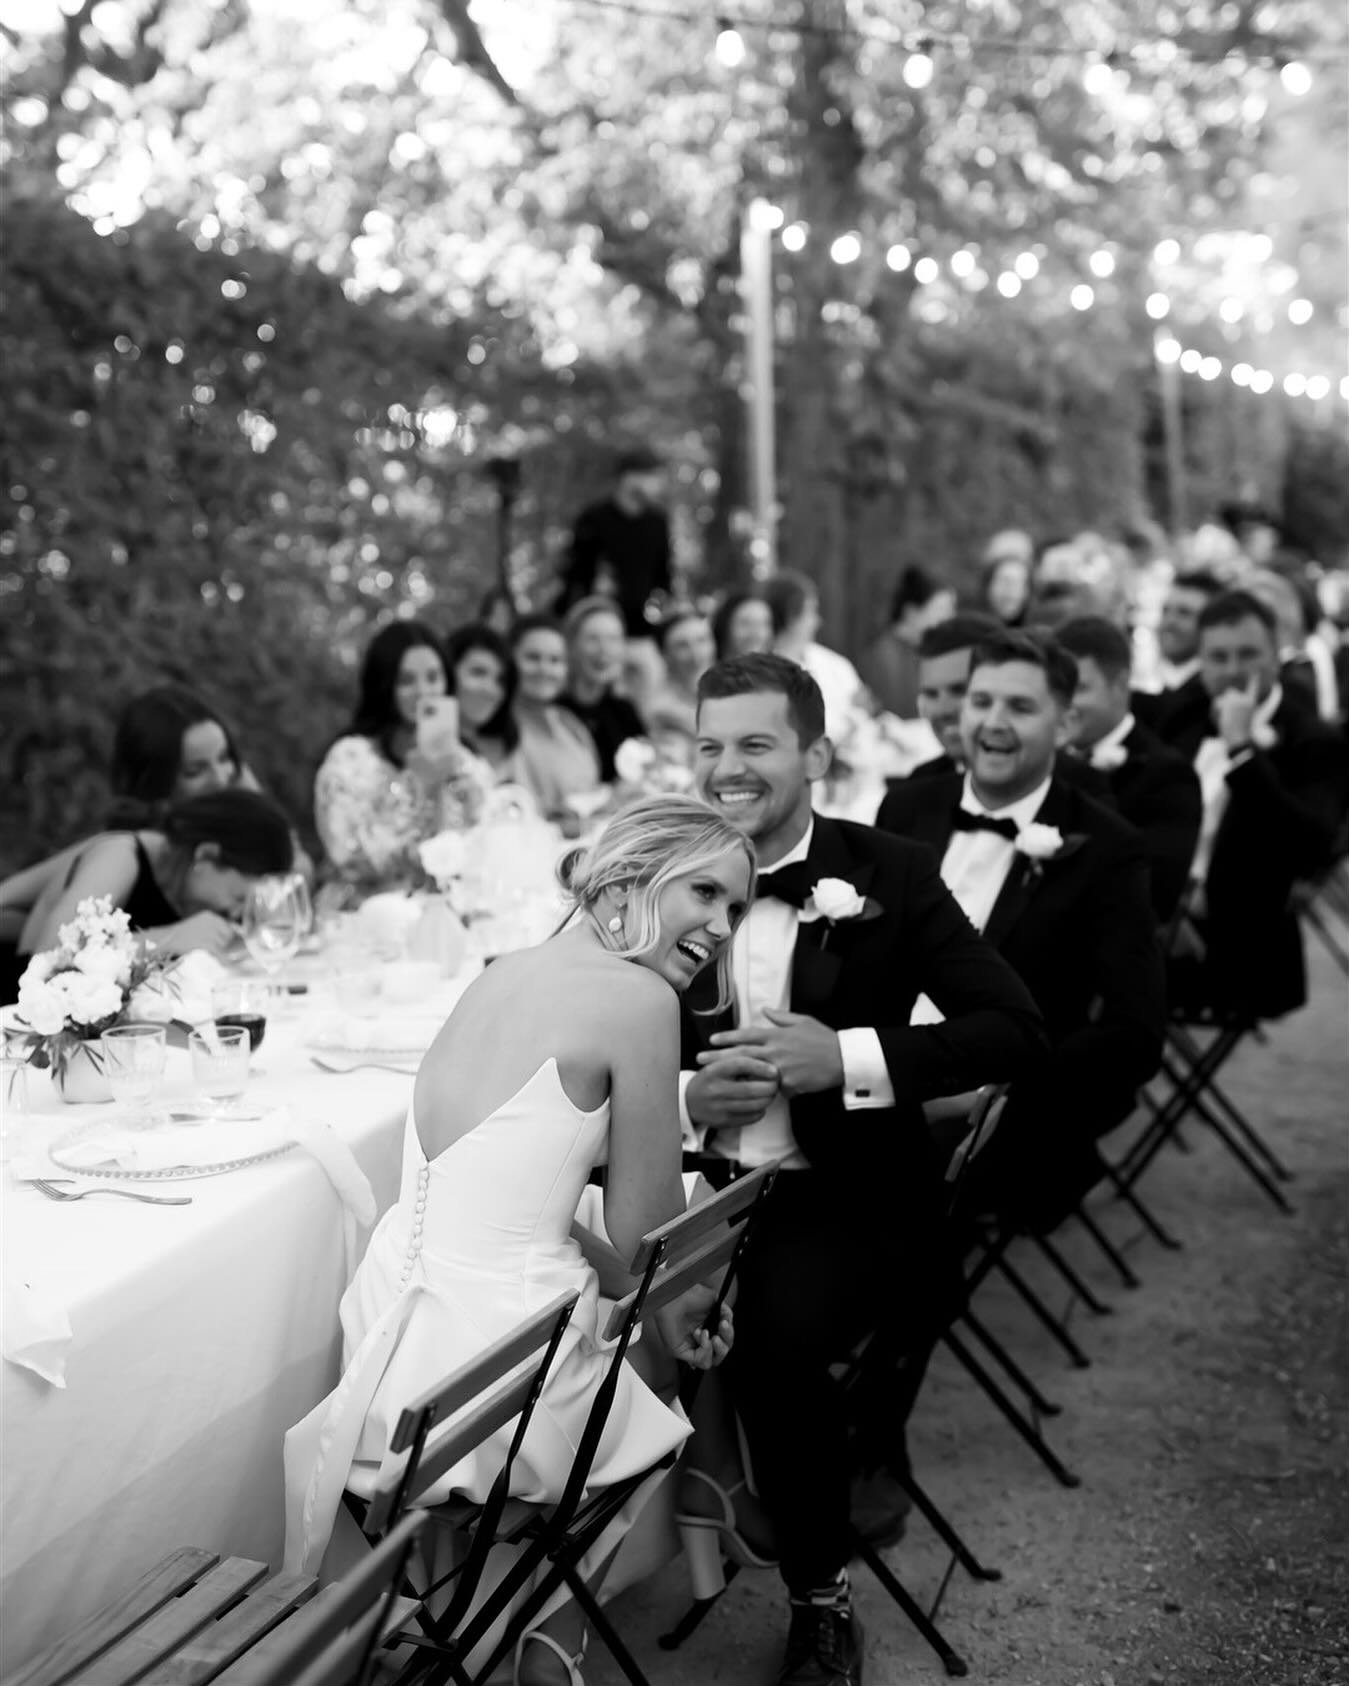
[591,944,1348,1686]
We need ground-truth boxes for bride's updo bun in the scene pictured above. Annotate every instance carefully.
[556,795,755,1006]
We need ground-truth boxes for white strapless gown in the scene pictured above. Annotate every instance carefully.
[283,1058,691,1584]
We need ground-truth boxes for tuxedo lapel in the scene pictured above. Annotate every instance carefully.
[787,815,861,1015]
[981,776,1076,950]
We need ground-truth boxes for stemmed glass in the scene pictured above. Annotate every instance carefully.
[241,876,306,983]
[101,1024,168,1122]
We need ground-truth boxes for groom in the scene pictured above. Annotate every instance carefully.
[683,653,1046,1686]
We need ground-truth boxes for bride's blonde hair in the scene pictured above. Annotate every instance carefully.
[557,794,756,1009]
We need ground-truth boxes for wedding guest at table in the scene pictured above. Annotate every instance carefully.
[883,611,1001,781]
[644,608,716,750]
[509,613,605,820]
[560,598,647,782]
[1251,567,1342,724]
[1057,615,1202,923]
[444,622,520,776]
[1133,568,1223,733]
[711,589,774,660]
[858,564,956,719]
[764,570,870,741]
[284,794,745,1682]
[1163,590,1345,1021]
[314,621,490,904]
[876,630,1165,1229]
[978,530,1034,627]
[681,654,1045,1686]
[16,788,294,968]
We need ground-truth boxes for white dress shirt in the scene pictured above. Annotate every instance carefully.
[1157,656,1201,693]
[1189,685,1282,889]
[682,817,893,1169]
[1087,711,1136,771]
[910,773,1052,1026]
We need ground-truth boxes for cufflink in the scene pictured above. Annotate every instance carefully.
[855,1088,871,1099]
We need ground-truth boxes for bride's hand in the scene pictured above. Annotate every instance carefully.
[653,1287,733,1370]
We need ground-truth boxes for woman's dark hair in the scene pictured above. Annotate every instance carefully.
[477,585,520,634]
[444,622,520,754]
[346,620,447,765]
[161,789,294,876]
[109,686,240,820]
[509,611,567,649]
[656,607,708,656]
[888,563,944,625]
[710,591,770,659]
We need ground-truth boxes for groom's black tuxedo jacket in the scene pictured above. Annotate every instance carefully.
[679,814,1046,1232]
[1094,720,1202,924]
[875,770,1165,1132]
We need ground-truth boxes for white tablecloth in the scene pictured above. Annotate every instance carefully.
[0,1002,420,1673]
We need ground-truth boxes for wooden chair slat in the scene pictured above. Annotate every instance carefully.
[8,1551,221,1686]
[78,1561,267,1686]
[135,1574,316,1686]
[205,1595,339,1686]
[277,1607,385,1686]
[602,1227,740,1342]
[389,1290,576,1453]
[629,1162,777,1272]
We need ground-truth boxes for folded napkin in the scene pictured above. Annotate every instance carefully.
[306,1011,444,1055]
[54,1108,296,1174]
[2,1242,72,1387]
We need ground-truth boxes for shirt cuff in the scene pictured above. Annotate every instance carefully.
[678,1070,707,1152]
[838,1028,895,1111]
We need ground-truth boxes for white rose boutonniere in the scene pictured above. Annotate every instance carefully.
[809,877,868,921]
[1089,742,1128,772]
[1015,823,1065,862]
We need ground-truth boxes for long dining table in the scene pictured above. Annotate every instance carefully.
[0,991,426,1675]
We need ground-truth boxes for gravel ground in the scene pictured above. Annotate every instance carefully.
[589,942,1349,1686]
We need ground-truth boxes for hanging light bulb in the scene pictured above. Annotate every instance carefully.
[996,271,1021,298]
[1282,373,1307,397]
[950,249,976,278]
[1153,238,1181,267]
[1089,249,1116,279]
[1250,370,1274,394]
[903,52,934,90]
[1199,357,1222,381]
[913,256,939,284]
[1155,337,1182,364]
[1231,363,1254,386]
[1071,284,1095,311]
[1305,375,1330,401]
[829,232,861,264]
[1146,292,1170,320]
[1014,251,1040,280]
[1279,61,1312,97]
[1180,349,1202,373]
[714,27,746,68]
[781,222,807,252]
[1288,298,1314,325]
[1339,376,1349,402]
[886,243,912,271]
[1083,60,1114,96]
[748,200,784,231]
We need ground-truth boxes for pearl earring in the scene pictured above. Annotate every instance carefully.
[607,915,623,934]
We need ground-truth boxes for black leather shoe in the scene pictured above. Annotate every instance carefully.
[777,1601,864,1685]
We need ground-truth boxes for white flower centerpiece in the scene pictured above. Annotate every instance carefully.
[613,736,696,796]
[13,897,173,1102]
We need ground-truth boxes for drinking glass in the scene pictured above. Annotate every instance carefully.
[288,872,314,941]
[210,979,271,1052]
[100,1024,168,1118]
[0,1057,30,1162]
[241,876,306,981]
[188,1026,251,1115]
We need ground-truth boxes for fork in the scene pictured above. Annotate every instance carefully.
[309,1054,419,1077]
[32,1179,193,1207]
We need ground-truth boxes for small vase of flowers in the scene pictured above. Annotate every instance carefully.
[13,898,173,1103]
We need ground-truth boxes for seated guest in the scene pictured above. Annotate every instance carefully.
[764,570,870,740]
[858,564,956,718]
[1057,615,1202,923]
[683,654,1045,1686]
[16,788,293,967]
[560,598,647,782]
[314,621,490,903]
[1251,567,1341,724]
[978,531,1034,627]
[1134,568,1223,733]
[711,589,775,660]
[443,622,520,776]
[892,611,1001,780]
[876,630,1165,1228]
[509,613,605,820]
[644,608,716,750]
[1167,590,1345,1021]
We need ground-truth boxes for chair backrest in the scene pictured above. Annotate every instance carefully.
[362,1290,577,1539]
[628,1161,778,1272]
[214,1513,426,1686]
[943,1084,1009,1196]
[601,1223,744,1343]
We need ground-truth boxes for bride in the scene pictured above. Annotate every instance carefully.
[284,794,754,1684]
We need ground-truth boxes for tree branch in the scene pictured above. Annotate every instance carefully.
[435,0,523,109]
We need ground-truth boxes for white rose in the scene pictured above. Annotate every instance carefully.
[1016,823,1064,861]
[418,831,468,887]
[810,877,866,921]
[75,943,131,987]
[16,978,70,1037]
[127,982,176,1024]
[17,950,60,989]
[1090,743,1128,771]
[63,974,124,1029]
[613,737,657,786]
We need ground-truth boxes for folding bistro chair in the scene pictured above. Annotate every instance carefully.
[361,1164,779,1686]
[1293,864,1349,979]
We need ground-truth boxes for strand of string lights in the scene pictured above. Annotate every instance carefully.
[559,0,1345,71]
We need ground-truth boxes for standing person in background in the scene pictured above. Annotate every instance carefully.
[712,589,775,660]
[560,599,647,783]
[644,608,716,752]
[764,571,869,742]
[858,565,956,718]
[1134,569,1224,735]
[558,446,672,707]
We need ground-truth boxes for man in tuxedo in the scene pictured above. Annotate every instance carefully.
[876,630,1166,1228]
[902,611,1001,779]
[1163,590,1345,1020]
[1057,615,1202,923]
[684,654,1046,1686]
[1135,568,1223,738]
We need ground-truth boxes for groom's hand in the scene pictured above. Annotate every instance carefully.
[686,1053,779,1129]
[709,1009,844,1097]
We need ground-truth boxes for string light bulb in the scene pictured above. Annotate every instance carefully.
[950,249,976,278]
[1089,249,1116,279]
[1282,373,1306,397]
[1155,338,1181,364]
[1231,363,1253,386]
[1279,61,1312,96]
[1288,298,1313,325]
[714,27,746,67]
[903,52,934,90]
[913,256,939,284]
[996,271,1021,298]
[1014,251,1040,280]
[781,222,807,252]
[886,243,912,271]
[1250,370,1274,394]
[1146,292,1170,319]
[1219,298,1243,324]
[1305,376,1330,401]
[1180,348,1202,373]
[1153,238,1181,267]
[1071,284,1095,310]
[1199,357,1222,381]
[830,232,861,264]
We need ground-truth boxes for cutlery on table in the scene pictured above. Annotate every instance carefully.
[30,1178,193,1206]
[309,1054,419,1076]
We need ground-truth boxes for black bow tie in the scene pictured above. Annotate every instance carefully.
[952,808,1019,843]
[754,861,815,908]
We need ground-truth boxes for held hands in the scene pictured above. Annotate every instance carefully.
[653,1286,733,1371]
[705,1008,844,1098]
[1212,676,1260,752]
[685,1052,780,1130]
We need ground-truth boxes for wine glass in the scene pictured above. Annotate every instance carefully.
[100,1024,168,1121]
[287,872,314,942]
[241,876,306,983]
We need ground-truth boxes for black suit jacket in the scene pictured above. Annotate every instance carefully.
[878,751,1113,824]
[1098,720,1202,923]
[679,815,1046,1232]
[1134,673,1207,744]
[1166,690,1347,1018]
